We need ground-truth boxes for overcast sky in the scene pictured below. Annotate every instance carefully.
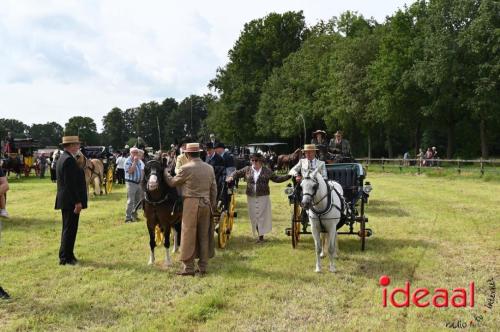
[0,0,410,130]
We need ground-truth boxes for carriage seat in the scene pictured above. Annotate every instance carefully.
[326,163,365,202]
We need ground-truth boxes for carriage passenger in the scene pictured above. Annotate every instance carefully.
[288,144,327,182]
[215,143,235,209]
[328,130,351,157]
[311,130,329,161]
[205,142,225,191]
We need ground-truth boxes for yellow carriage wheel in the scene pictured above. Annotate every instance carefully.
[105,165,114,194]
[227,193,236,234]
[217,211,228,249]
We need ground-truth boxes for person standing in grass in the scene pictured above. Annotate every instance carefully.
[124,147,144,223]
[0,167,10,298]
[0,167,9,218]
[164,143,217,276]
[226,153,291,243]
[55,136,88,266]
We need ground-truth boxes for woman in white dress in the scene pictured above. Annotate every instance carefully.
[227,153,290,243]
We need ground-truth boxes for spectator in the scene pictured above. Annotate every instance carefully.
[432,146,439,167]
[403,151,410,166]
[0,167,9,218]
[115,153,126,184]
[416,148,424,167]
[50,150,60,182]
[0,166,10,298]
[39,154,47,179]
[424,148,433,166]
[124,147,144,223]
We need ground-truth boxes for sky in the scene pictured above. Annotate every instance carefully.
[0,0,411,130]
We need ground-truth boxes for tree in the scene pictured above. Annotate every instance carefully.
[30,122,64,146]
[64,116,98,145]
[0,119,29,140]
[208,11,308,144]
[102,107,126,149]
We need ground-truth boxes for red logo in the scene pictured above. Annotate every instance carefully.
[380,275,475,308]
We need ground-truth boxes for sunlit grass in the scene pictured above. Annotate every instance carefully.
[0,172,498,331]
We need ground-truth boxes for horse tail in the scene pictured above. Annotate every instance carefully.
[154,225,164,246]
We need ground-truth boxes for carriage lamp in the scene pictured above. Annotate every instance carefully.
[363,182,372,194]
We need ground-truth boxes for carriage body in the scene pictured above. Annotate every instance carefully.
[1,138,42,177]
[82,146,115,194]
[285,162,373,250]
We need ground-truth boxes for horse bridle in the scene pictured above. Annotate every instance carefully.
[301,173,343,217]
[144,160,171,206]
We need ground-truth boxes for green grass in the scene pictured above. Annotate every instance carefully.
[0,172,499,331]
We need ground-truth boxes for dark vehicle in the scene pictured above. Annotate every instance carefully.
[285,162,373,250]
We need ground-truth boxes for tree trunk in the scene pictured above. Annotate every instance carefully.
[446,124,454,159]
[413,121,421,157]
[386,132,393,158]
[480,119,488,159]
[367,134,372,159]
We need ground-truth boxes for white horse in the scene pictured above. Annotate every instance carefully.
[300,168,344,273]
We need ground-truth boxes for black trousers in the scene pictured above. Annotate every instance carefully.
[116,169,125,184]
[59,209,80,262]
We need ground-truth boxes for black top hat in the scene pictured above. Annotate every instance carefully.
[214,142,225,149]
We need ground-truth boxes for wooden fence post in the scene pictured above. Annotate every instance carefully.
[382,157,385,172]
[480,158,484,177]
[457,159,461,175]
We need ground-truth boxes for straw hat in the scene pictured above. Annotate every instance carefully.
[61,136,81,145]
[184,143,203,153]
[312,130,327,136]
[302,144,318,151]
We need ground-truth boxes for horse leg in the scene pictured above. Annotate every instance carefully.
[310,218,322,273]
[163,226,172,267]
[172,221,181,253]
[148,225,155,265]
[93,176,101,195]
[320,233,327,258]
[327,223,338,273]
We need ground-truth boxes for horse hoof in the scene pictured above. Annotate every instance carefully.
[329,266,336,273]
[315,267,321,273]
[148,260,154,266]
[320,252,326,259]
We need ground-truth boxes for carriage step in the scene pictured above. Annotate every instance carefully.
[233,211,238,218]
[285,228,291,236]
[355,216,368,223]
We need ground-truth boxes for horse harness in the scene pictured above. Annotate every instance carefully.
[302,175,345,221]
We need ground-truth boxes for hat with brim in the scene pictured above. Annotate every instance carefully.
[214,142,225,149]
[61,136,81,145]
[303,144,318,151]
[312,130,327,136]
[185,143,203,153]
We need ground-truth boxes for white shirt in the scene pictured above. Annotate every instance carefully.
[116,156,126,169]
[252,166,262,192]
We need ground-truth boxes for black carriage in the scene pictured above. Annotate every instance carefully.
[81,146,115,194]
[285,162,373,250]
[1,138,42,177]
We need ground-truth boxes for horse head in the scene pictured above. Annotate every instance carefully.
[300,168,320,209]
[145,159,163,193]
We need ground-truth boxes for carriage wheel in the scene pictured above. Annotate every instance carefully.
[105,166,114,194]
[291,203,301,248]
[227,193,236,234]
[218,211,228,249]
[360,199,366,251]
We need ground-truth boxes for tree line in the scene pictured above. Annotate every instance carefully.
[1,0,498,158]
[208,0,499,158]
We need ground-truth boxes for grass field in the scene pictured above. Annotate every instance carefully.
[0,172,498,331]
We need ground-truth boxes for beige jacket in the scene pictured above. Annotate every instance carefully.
[165,158,217,203]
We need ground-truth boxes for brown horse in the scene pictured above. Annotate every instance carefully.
[143,158,182,267]
[277,148,301,171]
[75,152,104,196]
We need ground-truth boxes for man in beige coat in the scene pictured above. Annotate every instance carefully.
[164,143,217,276]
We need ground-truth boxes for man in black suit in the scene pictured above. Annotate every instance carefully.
[205,142,225,196]
[55,136,88,265]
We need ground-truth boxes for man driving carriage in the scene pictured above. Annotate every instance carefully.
[289,144,327,181]
[328,130,351,157]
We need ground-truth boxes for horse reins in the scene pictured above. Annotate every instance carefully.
[303,175,344,218]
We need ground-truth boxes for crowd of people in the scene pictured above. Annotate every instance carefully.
[0,128,349,296]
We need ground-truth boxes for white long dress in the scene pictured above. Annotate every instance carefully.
[247,195,272,236]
